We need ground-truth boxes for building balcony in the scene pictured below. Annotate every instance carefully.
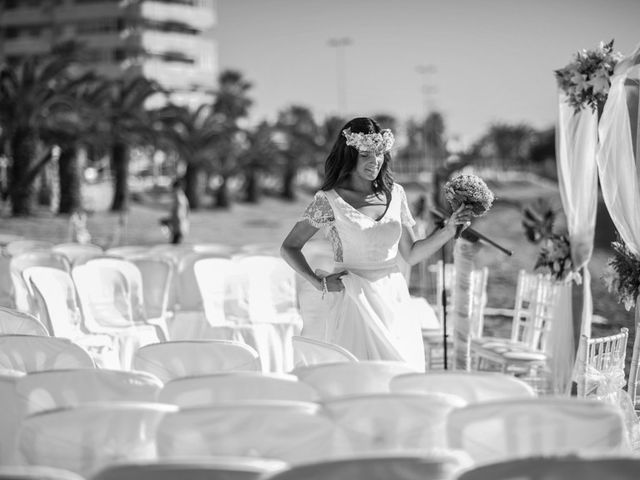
[0,6,49,26]
[141,59,215,91]
[140,1,215,31]
[139,30,207,55]
[1,38,51,56]
[53,2,124,22]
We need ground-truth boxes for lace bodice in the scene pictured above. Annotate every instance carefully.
[300,183,415,265]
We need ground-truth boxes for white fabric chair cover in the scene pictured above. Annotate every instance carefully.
[5,240,54,257]
[446,398,628,463]
[292,335,358,368]
[157,402,348,464]
[17,369,163,415]
[10,251,70,314]
[132,340,261,382]
[0,306,48,336]
[293,361,416,399]
[92,458,288,480]
[266,451,472,480]
[17,402,177,477]
[324,393,466,454]
[52,243,103,265]
[159,372,317,407]
[456,456,640,480]
[0,335,95,373]
[0,370,25,464]
[0,466,84,480]
[390,372,536,403]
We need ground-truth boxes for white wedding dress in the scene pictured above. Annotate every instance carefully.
[300,183,425,372]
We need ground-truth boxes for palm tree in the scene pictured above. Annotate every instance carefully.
[0,55,76,215]
[238,121,281,203]
[211,70,253,208]
[153,103,219,209]
[275,105,321,200]
[96,75,162,212]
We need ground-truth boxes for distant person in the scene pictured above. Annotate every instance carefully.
[280,117,472,371]
[161,179,190,244]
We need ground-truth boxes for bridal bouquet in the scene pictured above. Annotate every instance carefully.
[603,236,640,310]
[534,233,580,283]
[444,174,494,238]
[555,39,623,113]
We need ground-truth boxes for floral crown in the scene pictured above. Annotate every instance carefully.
[342,128,395,154]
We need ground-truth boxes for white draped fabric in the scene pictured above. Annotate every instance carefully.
[554,94,598,394]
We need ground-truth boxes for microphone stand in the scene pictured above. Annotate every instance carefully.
[429,207,512,369]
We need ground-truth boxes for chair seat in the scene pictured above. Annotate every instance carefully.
[502,351,547,362]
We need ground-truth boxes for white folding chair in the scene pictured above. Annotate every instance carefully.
[17,369,163,415]
[0,306,48,336]
[630,315,640,410]
[291,335,358,368]
[293,361,416,399]
[0,466,84,480]
[0,370,25,464]
[157,402,346,464]
[0,335,95,373]
[159,371,317,407]
[390,371,536,403]
[52,243,103,265]
[265,451,472,480]
[446,398,628,463]
[105,245,151,259]
[455,456,640,480]
[10,251,70,315]
[92,458,288,480]
[323,392,466,454]
[5,240,54,257]
[17,402,177,477]
[132,340,261,383]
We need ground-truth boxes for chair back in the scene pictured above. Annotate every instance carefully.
[159,372,317,407]
[293,361,416,399]
[52,243,103,265]
[157,402,344,464]
[0,335,94,373]
[576,328,629,398]
[131,257,174,322]
[105,245,150,259]
[0,466,84,480]
[324,392,466,453]
[447,398,628,463]
[193,257,235,325]
[17,369,163,415]
[629,314,640,407]
[132,340,261,383]
[17,402,176,477]
[26,267,82,338]
[174,251,231,312]
[292,335,358,368]
[93,458,287,480]
[10,251,70,314]
[72,263,133,329]
[390,372,535,403]
[456,456,640,480]
[265,451,472,480]
[0,306,48,336]
[85,258,146,323]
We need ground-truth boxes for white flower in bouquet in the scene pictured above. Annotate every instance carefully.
[443,174,494,238]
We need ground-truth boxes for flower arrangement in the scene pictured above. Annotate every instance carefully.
[444,174,494,238]
[534,233,580,283]
[602,236,640,310]
[342,128,395,154]
[555,39,623,113]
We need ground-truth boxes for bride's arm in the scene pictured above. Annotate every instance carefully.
[398,205,472,266]
[281,221,324,291]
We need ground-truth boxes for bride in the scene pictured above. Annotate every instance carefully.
[281,117,471,371]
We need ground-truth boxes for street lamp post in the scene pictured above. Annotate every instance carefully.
[328,37,353,113]
[415,64,438,168]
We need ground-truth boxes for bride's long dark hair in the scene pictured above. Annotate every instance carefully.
[320,117,394,201]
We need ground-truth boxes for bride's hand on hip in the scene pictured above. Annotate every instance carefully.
[324,271,348,292]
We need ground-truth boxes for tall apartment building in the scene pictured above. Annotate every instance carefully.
[0,0,217,108]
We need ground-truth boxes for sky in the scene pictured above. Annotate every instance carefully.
[216,0,640,145]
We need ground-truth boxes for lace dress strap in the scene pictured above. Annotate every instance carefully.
[396,184,416,228]
[300,191,335,228]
